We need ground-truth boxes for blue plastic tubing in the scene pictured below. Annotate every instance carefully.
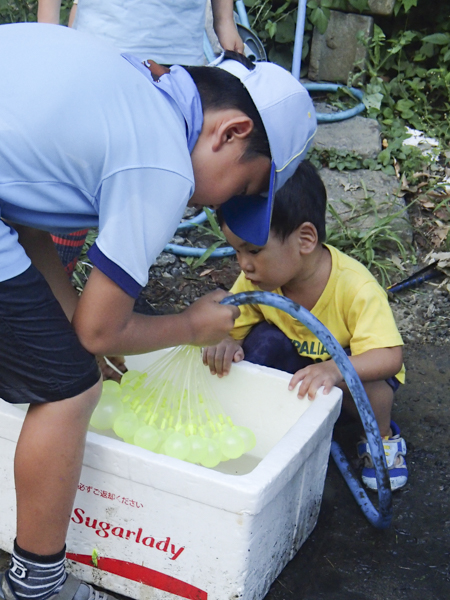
[165,211,235,258]
[291,0,365,122]
[235,0,251,29]
[304,83,366,123]
[221,291,393,529]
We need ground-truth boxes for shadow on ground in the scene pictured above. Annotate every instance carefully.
[1,344,448,599]
[265,342,450,600]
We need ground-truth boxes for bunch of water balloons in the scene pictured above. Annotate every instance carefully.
[90,346,256,468]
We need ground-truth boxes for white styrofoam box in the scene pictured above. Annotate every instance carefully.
[0,352,342,600]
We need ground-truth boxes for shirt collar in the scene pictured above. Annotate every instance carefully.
[121,53,203,153]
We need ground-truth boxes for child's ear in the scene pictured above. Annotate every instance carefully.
[211,113,254,152]
[297,222,318,254]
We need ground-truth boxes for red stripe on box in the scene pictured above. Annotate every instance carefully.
[66,553,207,600]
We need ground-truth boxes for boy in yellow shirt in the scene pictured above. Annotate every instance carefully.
[203,160,408,491]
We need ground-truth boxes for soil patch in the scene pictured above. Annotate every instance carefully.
[2,227,450,599]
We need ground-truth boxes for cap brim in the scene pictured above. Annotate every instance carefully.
[220,162,276,246]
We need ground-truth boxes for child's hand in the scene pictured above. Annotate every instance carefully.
[288,360,343,399]
[182,290,240,347]
[203,337,244,377]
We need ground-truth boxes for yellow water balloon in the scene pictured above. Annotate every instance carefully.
[113,409,140,440]
[200,439,222,468]
[219,430,245,459]
[134,425,160,451]
[90,393,123,430]
[163,431,190,460]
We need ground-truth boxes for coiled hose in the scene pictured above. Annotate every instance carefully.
[221,291,393,529]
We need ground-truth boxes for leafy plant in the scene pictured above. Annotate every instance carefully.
[358,21,450,144]
[0,0,72,25]
[326,200,414,286]
[182,208,229,270]
[242,0,370,71]
[0,0,37,24]
[72,228,98,293]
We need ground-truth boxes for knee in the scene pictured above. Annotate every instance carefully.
[363,380,394,407]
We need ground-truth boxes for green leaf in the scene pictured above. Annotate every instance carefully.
[421,33,450,46]
[395,98,415,111]
[275,16,296,44]
[268,45,293,70]
[348,0,369,12]
[377,148,391,166]
[311,7,329,35]
[266,20,277,39]
[203,207,223,239]
[398,0,418,12]
[363,91,384,110]
[274,1,292,16]
[191,241,223,270]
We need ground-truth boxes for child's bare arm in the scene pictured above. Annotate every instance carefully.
[211,0,244,54]
[68,2,77,27]
[73,267,240,356]
[37,0,62,24]
[202,337,244,377]
[289,346,403,399]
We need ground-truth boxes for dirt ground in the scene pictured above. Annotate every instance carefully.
[138,256,450,600]
[1,331,448,600]
[264,340,450,600]
[1,254,449,599]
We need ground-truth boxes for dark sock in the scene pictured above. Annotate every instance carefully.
[6,541,67,600]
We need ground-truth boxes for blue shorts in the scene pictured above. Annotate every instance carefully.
[0,265,101,404]
[242,322,401,392]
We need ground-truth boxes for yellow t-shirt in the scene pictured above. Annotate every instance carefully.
[230,244,405,383]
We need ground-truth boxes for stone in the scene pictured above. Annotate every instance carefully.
[308,10,373,84]
[156,253,177,267]
[170,236,185,245]
[313,116,381,160]
[342,0,396,17]
[321,167,413,245]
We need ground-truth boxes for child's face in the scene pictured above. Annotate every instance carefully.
[188,109,271,208]
[223,224,303,292]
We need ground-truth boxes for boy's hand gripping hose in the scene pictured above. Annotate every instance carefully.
[221,291,393,529]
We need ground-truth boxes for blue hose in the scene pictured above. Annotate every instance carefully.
[176,211,208,229]
[303,83,366,123]
[163,243,235,258]
[235,0,251,29]
[165,210,236,258]
[291,0,366,122]
[221,291,393,529]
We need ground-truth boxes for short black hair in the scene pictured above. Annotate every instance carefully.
[217,160,327,243]
[184,51,270,161]
[270,160,327,243]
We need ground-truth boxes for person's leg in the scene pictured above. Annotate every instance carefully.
[340,379,394,437]
[0,266,111,600]
[51,230,89,277]
[15,381,102,555]
[338,378,408,491]
[242,322,314,373]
